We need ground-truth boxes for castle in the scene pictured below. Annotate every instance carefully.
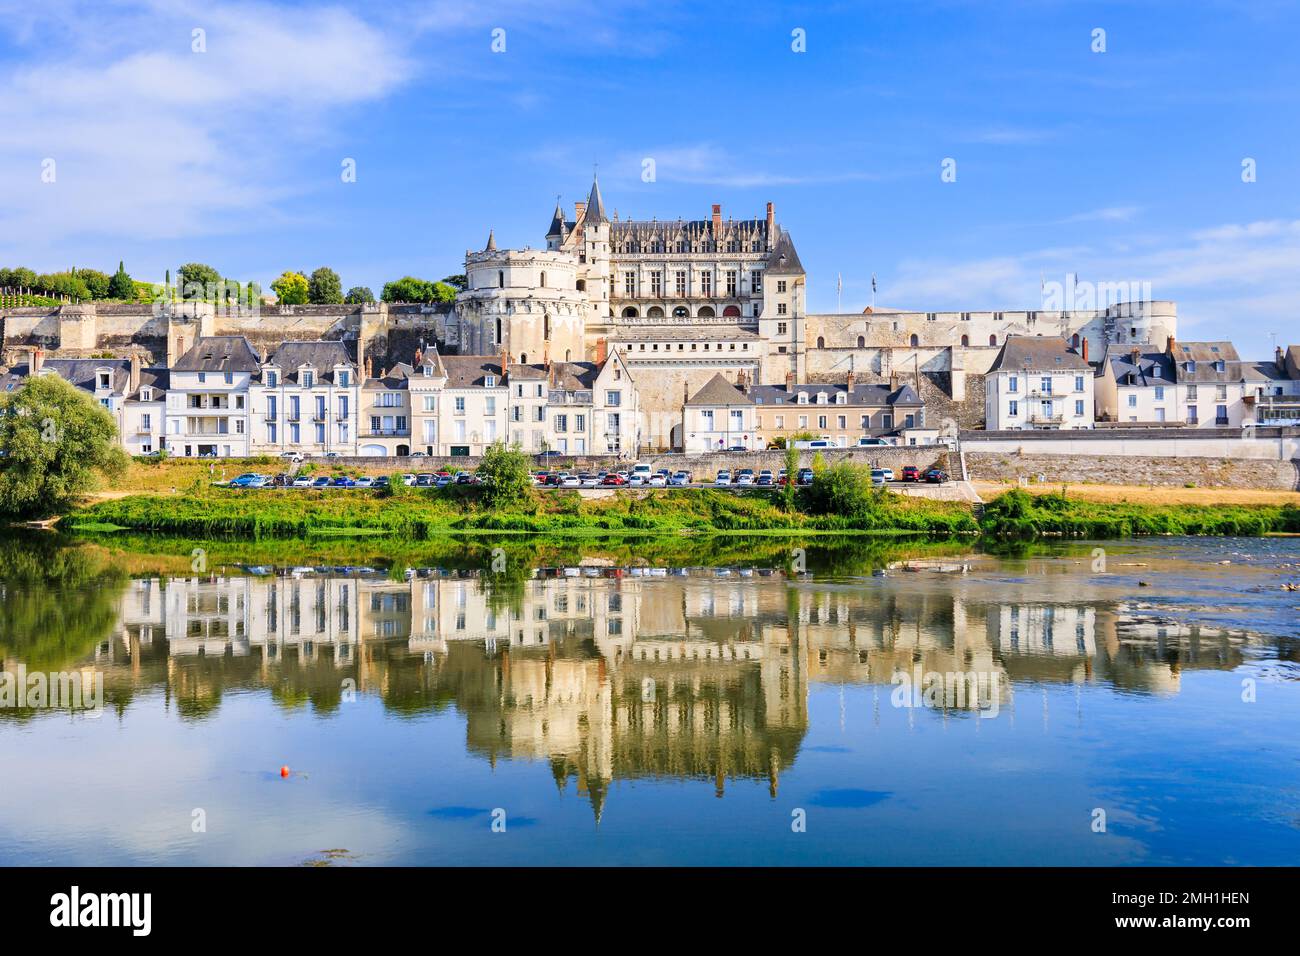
[0,175,1179,450]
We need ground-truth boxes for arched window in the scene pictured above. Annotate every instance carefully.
[960,334,969,347]
[722,305,741,317]
[565,349,571,361]
[697,306,715,318]
[816,336,825,349]
[520,353,527,364]
[672,306,689,317]
[576,279,586,292]
[909,334,919,347]
[498,270,504,288]
[647,306,665,318]
[622,306,639,318]
[856,335,865,348]
[1071,333,1080,349]
[495,318,502,344]
[989,334,997,346]
[539,271,547,288]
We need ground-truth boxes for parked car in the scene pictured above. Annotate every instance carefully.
[901,466,921,482]
[435,474,454,487]
[372,476,390,489]
[756,473,774,487]
[330,476,356,487]
[796,468,814,486]
[291,475,314,488]
[228,473,263,488]
[727,445,747,452]
[280,451,304,463]
[416,473,436,487]
[579,474,600,487]
[878,467,895,482]
[324,452,340,460]
[870,469,889,486]
[559,475,580,487]
[924,468,950,484]
[856,437,890,447]
[714,470,732,487]
[601,473,627,486]
[354,476,375,488]
[647,473,667,486]
[400,473,417,486]
[735,472,755,486]
[311,476,332,488]
[668,471,691,486]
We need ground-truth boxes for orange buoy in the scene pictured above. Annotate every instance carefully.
[280,765,290,777]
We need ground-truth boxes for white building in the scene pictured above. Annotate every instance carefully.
[985,335,1094,430]
[250,340,359,456]
[0,349,167,455]
[682,372,758,452]
[165,335,259,457]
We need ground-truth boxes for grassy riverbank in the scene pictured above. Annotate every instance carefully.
[63,486,980,537]
[980,488,1300,537]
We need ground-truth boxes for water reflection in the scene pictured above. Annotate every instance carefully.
[4,549,1276,815]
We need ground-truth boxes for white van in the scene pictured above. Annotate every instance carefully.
[631,463,653,479]
[857,437,890,447]
[792,438,834,450]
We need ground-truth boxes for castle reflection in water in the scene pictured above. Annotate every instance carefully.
[93,563,1255,816]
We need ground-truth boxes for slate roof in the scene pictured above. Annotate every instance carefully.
[686,372,753,407]
[0,358,166,399]
[363,362,413,391]
[988,335,1091,373]
[747,381,923,407]
[173,336,261,373]
[764,230,804,276]
[263,340,356,384]
[1103,346,1175,386]
[1170,341,1243,383]
[440,356,506,388]
[583,177,608,225]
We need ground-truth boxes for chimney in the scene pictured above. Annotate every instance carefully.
[500,344,509,381]
[1081,337,1089,362]
[683,381,689,405]
[711,203,722,235]
[785,369,795,391]
[129,351,142,394]
[543,339,550,370]
[365,355,374,379]
[1166,334,1176,356]
[32,346,44,373]
[1275,345,1284,371]
[575,200,586,223]
[595,337,608,364]
[766,201,775,240]
[414,347,423,367]
[845,368,855,392]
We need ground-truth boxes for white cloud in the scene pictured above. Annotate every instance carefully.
[0,2,417,250]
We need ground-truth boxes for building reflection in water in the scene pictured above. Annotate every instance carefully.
[94,565,1258,814]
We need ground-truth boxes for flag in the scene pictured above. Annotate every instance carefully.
[837,272,842,294]
[871,273,877,293]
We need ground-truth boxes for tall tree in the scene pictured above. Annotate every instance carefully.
[271,271,310,305]
[344,286,375,304]
[308,266,344,304]
[107,261,134,300]
[177,262,222,300]
[0,375,128,517]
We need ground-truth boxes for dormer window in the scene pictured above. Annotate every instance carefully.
[338,370,350,387]
[1214,361,1225,373]
[265,370,278,387]
[301,370,314,388]
[97,372,111,390]
[140,387,153,401]
[1152,366,1161,379]
[797,392,808,405]
[816,392,828,404]
[1185,361,1196,373]
[835,393,847,404]
[484,374,496,388]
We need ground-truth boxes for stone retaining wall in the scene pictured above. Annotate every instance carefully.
[965,452,1300,490]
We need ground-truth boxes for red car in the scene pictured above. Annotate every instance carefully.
[901,466,921,482]
[601,473,627,486]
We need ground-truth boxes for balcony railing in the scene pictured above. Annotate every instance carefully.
[361,429,410,437]
[1027,411,1064,423]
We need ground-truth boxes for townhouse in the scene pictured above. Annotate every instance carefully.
[984,335,1094,430]
[682,373,757,452]
[1251,345,1300,425]
[359,361,414,457]
[250,340,359,456]
[438,355,509,457]
[748,371,931,447]
[165,335,259,457]
[0,348,167,455]
[535,349,639,456]
[1095,344,1179,425]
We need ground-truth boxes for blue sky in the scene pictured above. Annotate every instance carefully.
[2,0,1298,358]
